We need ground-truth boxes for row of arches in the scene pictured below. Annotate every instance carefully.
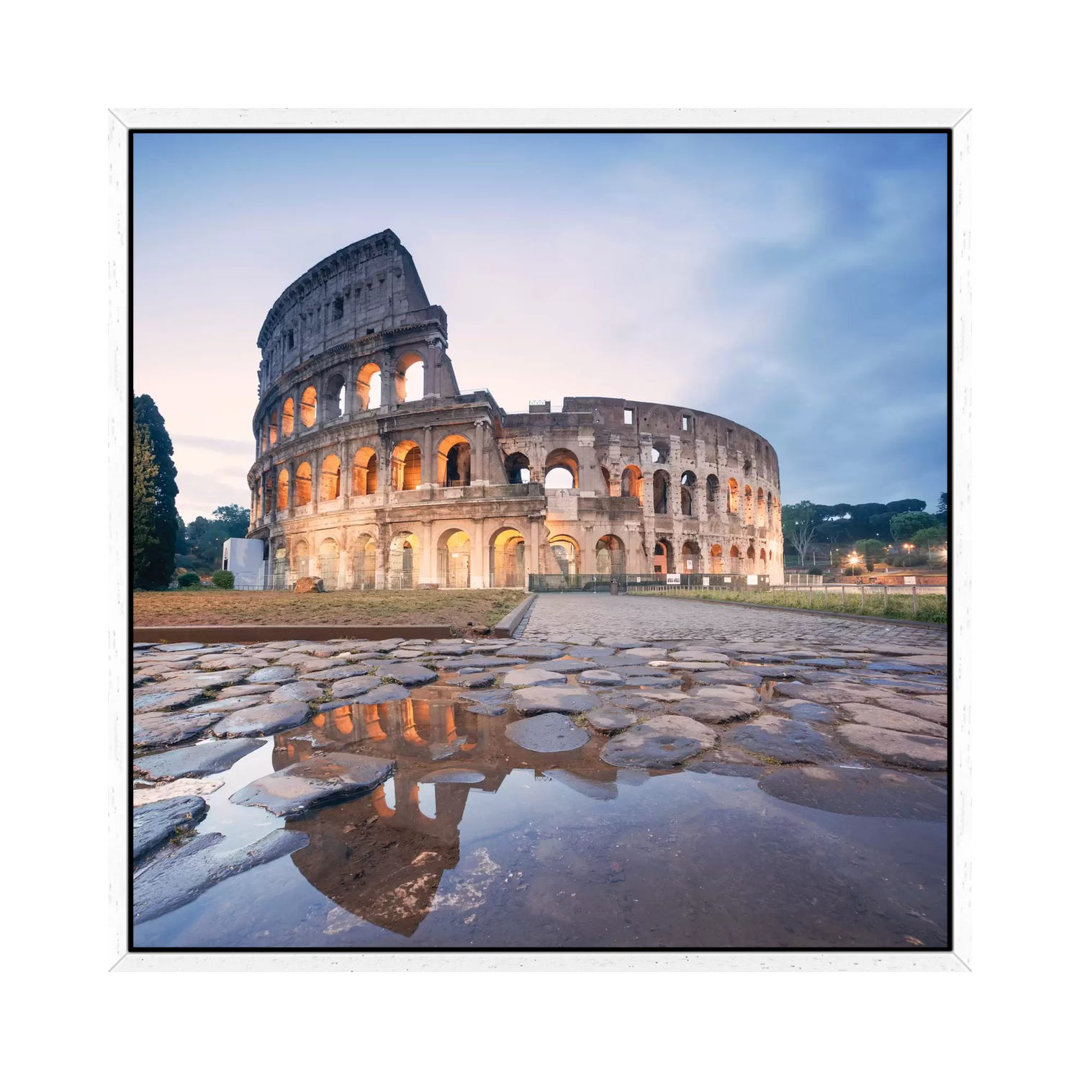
[260,354,427,452]
[651,539,776,575]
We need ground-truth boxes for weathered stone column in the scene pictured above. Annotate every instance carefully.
[472,519,488,589]
[419,520,436,586]
[421,425,435,487]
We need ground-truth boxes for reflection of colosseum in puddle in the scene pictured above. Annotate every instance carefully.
[245,229,782,590]
[274,694,618,937]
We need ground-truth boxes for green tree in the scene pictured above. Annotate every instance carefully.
[183,503,251,574]
[132,395,179,587]
[782,501,820,564]
[890,511,937,543]
[855,538,887,561]
[132,423,160,588]
[911,525,948,552]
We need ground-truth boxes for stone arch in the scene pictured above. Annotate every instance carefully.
[490,526,526,587]
[300,386,317,428]
[292,538,310,578]
[621,465,643,503]
[504,452,531,484]
[272,543,288,589]
[544,448,579,489]
[709,543,724,573]
[743,484,754,527]
[276,468,290,510]
[681,539,701,574]
[394,352,425,403]
[351,533,377,589]
[295,461,312,505]
[352,447,378,495]
[268,410,278,447]
[391,440,422,491]
[324,372,346,420]
[319,537,340,589]
[650,440,670,465]
[707,474,719,508]
[356,362,382,411]
[389,531,419,588]
[653,538,674,574]
[747,542,756,569]
[595,534,626,577]
[437,528,471,588]
[757,487,766,527]
[728,477,739,514]
[680,471,696,516]
[653,470,671,514]
[320,454,341,501]
[548,534,579,579]
[600,466,614,496]
[282,398,295,438]
[437,433,472,487]
[729,543,741,562]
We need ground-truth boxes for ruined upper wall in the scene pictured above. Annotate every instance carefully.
[256,230,446,385]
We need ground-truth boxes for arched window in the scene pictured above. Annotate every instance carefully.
[650,441,669,464]
[269,410,279,446]
[681,539,700,574]
[757,487,766,527]
[320,454,341,500]
[352,447,377,495]
[438,529,471,588]
[437,434,472,487]
[324,373,345,420]
[292,539,309,579]
[653,539,673,574]
[600,466,613,495]
[282,398,294,437]
[680,471,696,516]
[596,534,626,576]
[707,474,719,508]
[491,527,526,587]
[744,484,754,526]
[356,363,382,411]
[728,478,739,514]
[351,534,377,589]
[389,531,419,588]
[709,544,724,573]
[505,452,531,484]
[395,352,424,403]
[653,470,670,514]
[548,534,579,579]
[544,448,579,489]
[621,465,643,503]
[276,468,289,510]
[319,537,340,589]
[391,441,422,491]
[295,462,312,505]
[729,544,741,561]
[300,387,317,428]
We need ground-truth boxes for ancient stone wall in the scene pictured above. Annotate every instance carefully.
[247,232,782,590]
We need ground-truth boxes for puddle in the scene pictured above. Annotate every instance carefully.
[133,686,948,949]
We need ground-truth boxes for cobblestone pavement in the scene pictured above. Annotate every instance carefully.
[519,593,948,653]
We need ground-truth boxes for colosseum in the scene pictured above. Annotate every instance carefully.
[245,230,783,591]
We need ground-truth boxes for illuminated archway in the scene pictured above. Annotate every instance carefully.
[324,373,345,420]
[653,539,674,574]
[709,543,724,573]
[505,452,531,484]
[389,531,419,588]
[319,537,340,589]
[544,448,579,489]
[437,434,472,487]
[744,485,754,526]
[596,534,626,577]
[295,461,312,505]
[268,411,278,447]
[276,468,289,510]
[728,478,739,514]
[681,539,701,574]
[621,465,643,503]
[491,527,526,587]
[391,441,422,491]
[548,534,579,579]
[352,447,377,495]
[300,386,317,428]
[757,487,766,527]
[395,352,424,403]
[320,454,341,500]
[282,398,294,437]
[356,362,382,411]
[437,529,471,588]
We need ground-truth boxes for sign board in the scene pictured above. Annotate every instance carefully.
[746,574,758,585]
[666,574,681,584]
[701,576,710,587]
[904,576,916,585]
[724,576,732,583]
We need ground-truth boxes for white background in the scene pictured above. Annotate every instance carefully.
[3,0,1070,1074]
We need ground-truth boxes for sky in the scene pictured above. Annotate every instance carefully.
[132,131,948,525]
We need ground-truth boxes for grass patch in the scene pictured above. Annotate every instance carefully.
[133,588,524,634]
[643,588,948,624]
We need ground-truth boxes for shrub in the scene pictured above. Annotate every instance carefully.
[211,569,235,589]
[177,571,200,588]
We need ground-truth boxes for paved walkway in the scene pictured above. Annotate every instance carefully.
[518,593,947,653]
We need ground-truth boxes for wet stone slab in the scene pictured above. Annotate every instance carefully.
[501,667,568,689]
[134,711,223,749]
[371,662,439,686]
[836,724,948,771]
[600,715,716,768]
[758,765,947,821]
[505,711,592,753]
[231,752,396,817]
[212,700,311,738]
[133,795,209,861]
[730,716,845,765]
[510,685,601,716]
[135,737,263,781]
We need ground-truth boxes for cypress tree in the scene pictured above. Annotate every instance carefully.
[132,394,179,587]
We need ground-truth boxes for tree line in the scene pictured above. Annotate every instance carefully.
[782,495,948,568]
[133,394,250,587]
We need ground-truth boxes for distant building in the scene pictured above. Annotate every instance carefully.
[246,230,782,589]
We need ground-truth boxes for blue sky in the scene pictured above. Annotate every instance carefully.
[133,131,948,524]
